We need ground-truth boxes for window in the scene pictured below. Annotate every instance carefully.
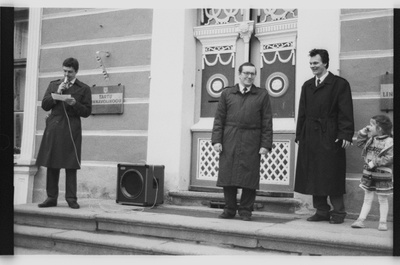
[14,8,29,155]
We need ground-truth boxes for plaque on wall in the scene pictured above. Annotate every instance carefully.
[380,73,393,111]
[91,85,124,114]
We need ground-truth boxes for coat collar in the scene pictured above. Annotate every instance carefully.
[55,78,83,88]
[72,78,84,88]
[234,84,256,94]
[313,72,334,92]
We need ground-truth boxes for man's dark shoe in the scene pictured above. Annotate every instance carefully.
[329,216,344,224]
[38,198,57,208]
[218,212,235,219]
[307,214,330,222]
[67,201,80,209]
[240,215,251,221]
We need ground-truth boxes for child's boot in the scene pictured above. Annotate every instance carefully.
[378,222,387,231]
[351,219,365,228]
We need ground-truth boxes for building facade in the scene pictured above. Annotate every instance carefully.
[13,8,393,218]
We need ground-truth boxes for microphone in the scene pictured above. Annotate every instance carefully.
[59,77,68,94]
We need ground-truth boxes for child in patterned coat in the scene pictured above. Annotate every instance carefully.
[351,115,393,231]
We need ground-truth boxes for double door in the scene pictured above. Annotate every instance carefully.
[191,9,298,194]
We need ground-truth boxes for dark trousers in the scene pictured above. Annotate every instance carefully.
[223,186,256,217]
[46,168,77,202]
[312,195,346,219]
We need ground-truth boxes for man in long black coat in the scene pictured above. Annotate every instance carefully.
[295,49,354,224]
[36,58,92,209]
[212,62,273,221]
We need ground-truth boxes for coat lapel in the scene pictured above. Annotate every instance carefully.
[68,79,84,94]
[313,72,333,93]
[234,84,241,94]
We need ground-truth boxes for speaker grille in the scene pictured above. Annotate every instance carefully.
[120,169,144,199]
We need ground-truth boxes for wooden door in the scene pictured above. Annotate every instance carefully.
[191,9,298,195]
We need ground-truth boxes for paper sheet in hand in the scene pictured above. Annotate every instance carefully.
[51,93,71,101]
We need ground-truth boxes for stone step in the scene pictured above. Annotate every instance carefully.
[167,190,303,214]
[14,224,279,255]
[14,200,393,256]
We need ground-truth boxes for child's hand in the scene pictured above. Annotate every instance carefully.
[367,160,375,169]
[360,126,370,134]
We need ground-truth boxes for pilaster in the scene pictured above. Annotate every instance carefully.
[14,8,42,204]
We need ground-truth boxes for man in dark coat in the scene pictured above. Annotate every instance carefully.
[295,49,354,224]
[36,58,92,209]
[212,62,273,221]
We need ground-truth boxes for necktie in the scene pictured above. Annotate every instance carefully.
[243,87,248,94]
[317,79,321,86]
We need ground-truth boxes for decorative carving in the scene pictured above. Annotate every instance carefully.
[202,51,235,69]
[201,44,236,69]
[201,9,244,25]
[238,21,253,43]
[204,45,234,54]
[198,139,219,180]
[263,42,294,51]
[255,16,297,35]
[197,139,291,186]
[206,73,228,98]
[258,9,297,23]
[260,141,291,185]
[261,49,296,66]
[265,72,289,97]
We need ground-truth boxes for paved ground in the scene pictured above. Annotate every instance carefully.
[13,247,68,255]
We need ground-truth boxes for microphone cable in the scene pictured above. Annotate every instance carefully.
[61,91,81,168]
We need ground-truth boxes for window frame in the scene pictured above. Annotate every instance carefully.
[13,8,29,156]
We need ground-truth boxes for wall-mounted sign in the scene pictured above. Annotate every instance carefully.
[91,85,124,114]
[380,73,393,111]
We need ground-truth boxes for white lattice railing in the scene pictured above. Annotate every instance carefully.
[197,139,291,185]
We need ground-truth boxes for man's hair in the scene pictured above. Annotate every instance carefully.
[309,49,329,69]
[372,115,393,137]
[239,62,256,74]
[62,57,79,72]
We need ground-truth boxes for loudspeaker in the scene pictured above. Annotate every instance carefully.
[116,164,164,206]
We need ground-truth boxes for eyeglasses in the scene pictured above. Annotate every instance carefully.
[242,72,256,77]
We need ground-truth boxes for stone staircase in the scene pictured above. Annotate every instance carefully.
[14,197,393,256]
[167,190,302,214]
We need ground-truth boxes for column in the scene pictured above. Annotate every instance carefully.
[146,9,197,191]
[14,8,42,204]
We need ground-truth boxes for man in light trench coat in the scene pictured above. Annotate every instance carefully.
[295,49,354,224]
[212,62,273,221]
[36,58,92,209]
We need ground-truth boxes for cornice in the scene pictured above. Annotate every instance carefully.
[255,18,298,37]
[193,21,254,46]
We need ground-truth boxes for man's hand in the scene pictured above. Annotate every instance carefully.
[57,82,67,94]
[259,147,269,155]
[335,139,351,149]
[213,143,222,153]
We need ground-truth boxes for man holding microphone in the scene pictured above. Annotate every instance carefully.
[36,57,92,209]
